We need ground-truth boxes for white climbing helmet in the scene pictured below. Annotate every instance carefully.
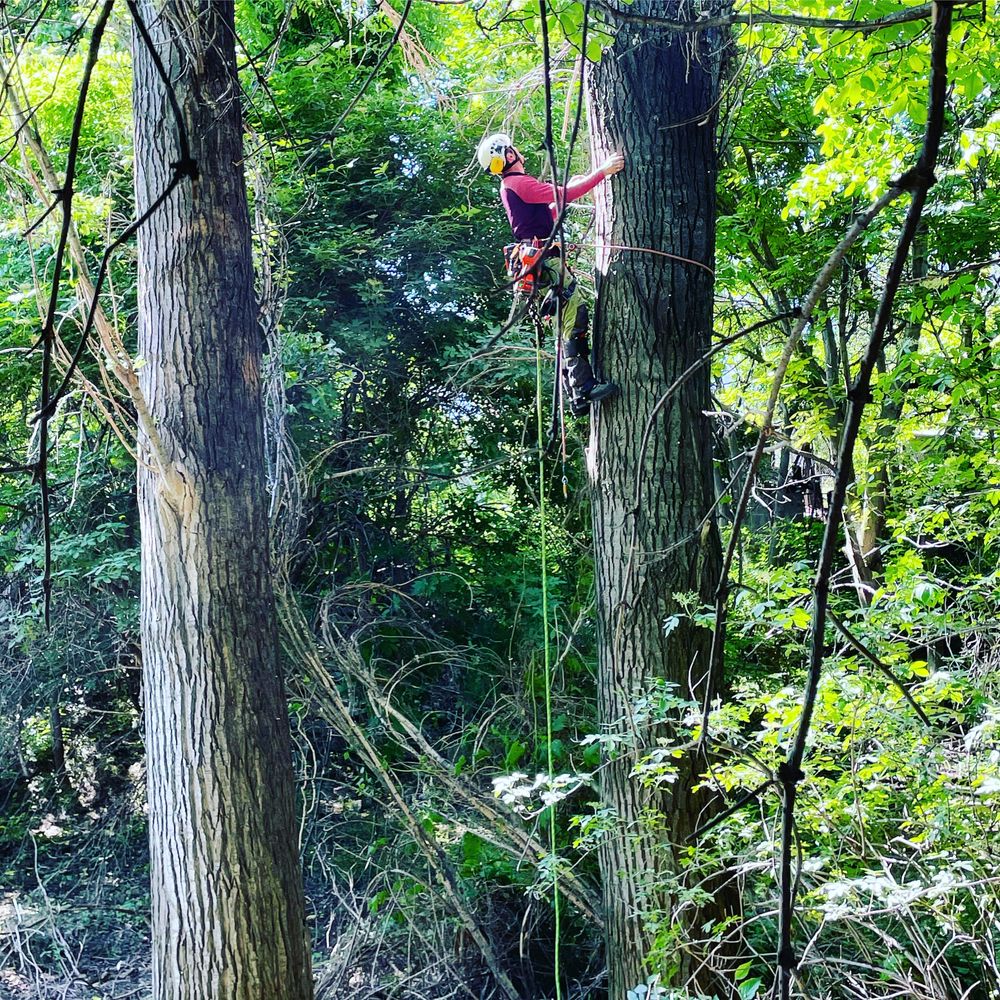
[477,132,513,175]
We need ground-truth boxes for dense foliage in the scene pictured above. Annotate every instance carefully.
[1,2,998,999]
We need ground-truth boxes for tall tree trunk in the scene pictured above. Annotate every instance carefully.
[587,4,731,995]
[132,4,313,998]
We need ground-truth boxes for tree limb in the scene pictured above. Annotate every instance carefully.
[1,0,116,627]
[777,6,954,996]
[702,184,904,743]
[0,53,182,492]
[589,0,979,34]
[828,611,934,728]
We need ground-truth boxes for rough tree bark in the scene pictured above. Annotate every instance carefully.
[132,3,313,998]
[586,3,731,994]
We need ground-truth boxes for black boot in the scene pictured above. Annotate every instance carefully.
[565,357,619,415]
[564,311,618,416]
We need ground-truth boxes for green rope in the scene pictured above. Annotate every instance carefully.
[534,318,562,1000]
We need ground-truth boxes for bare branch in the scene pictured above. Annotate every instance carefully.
[0,52,180,487]
[22,0,116,627]
[704,184,906,745]
[301,0,415,170]
[828,612,934,728]
[777,7,955,996]
[589,0,979,34]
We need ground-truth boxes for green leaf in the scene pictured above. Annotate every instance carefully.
[504,740,527,768]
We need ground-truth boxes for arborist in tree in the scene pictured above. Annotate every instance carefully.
[477,132,624,415]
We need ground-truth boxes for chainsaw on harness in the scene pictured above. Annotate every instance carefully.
[502,239,575,319]
[502,241,545,296]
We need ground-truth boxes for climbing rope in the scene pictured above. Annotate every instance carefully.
[534,0,573,987]
[556,331,568,499]
[533,310,562,1000]
[591,241,715,275]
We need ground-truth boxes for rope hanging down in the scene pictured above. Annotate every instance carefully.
[535,1,569,995]
[533,315,562,1000]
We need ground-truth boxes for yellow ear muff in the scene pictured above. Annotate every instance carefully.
[489,154,505,175]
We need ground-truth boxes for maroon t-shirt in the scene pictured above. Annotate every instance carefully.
[500,171,604,242]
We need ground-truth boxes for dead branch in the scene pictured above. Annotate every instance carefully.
[278,584,525,1000]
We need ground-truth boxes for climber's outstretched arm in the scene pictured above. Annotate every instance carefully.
[504,152,626,210]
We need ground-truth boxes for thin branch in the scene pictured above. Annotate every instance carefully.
[827,611,933,728]
[351,658,601,921]
[300,0,415,171]
[621,309,800,615]
[777,7,954,997]
[9,104,136,459]
[588,0,979,34]
[125,0,195,176]
[0,49,182,489]
[23,193,61,237]
[703,183,909,747]
[908,253,1000,282]
[689,777,776,842]
[37,167,189,422]
[277,585,525,1000]
[31,0,115,627]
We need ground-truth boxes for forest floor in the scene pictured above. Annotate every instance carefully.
[0,962,149,1000]
[1,890,149,1000]
[1,872,505,1000]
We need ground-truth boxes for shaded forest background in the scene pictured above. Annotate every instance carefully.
[1,2,1000,998]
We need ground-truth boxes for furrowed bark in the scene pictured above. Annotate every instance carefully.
[132,3,313,997]
[586,4,733,993]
